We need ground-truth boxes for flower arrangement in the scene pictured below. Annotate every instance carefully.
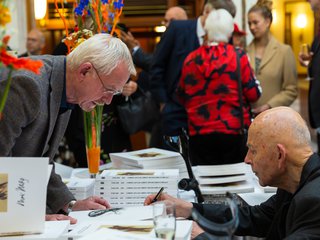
[55,0,124,176]
[0,0,43,120]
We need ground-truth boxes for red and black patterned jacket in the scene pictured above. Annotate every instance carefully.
[177,43,261,136]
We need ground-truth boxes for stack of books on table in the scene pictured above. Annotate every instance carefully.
[66,178,95,200]
[110,148,188,179]
[194,163,254,195]
[95,169,179,207]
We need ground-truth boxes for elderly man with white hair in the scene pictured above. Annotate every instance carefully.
[177,9,261,166]
[0,34,136,222]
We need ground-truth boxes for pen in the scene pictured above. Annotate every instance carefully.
[151,187,164,203]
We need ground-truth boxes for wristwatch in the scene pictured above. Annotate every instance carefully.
[66,200,76,215]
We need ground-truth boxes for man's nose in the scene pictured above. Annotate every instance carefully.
[244,154,251,165]
[102,95,113,105]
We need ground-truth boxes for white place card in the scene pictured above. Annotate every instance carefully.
[0,157,49,236]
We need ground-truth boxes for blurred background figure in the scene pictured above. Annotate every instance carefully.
[120,6,188,72]
[298,0,320,155]
[149,0,236,142]
[247,0,298,116]
[177,9,261,166]
[120,6,188,149]
[233,23,247,49]
[19,28,45,57]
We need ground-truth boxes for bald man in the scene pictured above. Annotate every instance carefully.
[19,28,45,57]
[144,107,320,239]
[161,6,188,28]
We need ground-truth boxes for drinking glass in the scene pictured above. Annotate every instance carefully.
[300,43,313,81]
[153,201,176,240]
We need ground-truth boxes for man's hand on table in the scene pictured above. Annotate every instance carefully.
[45,214,77,224]
[144,193,193,219]
[72,196,111,211]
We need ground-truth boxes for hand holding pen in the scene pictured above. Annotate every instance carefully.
[151,187,164,203]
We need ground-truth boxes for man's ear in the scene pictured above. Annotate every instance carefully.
[276,143,286,170]
[79,62,93,77]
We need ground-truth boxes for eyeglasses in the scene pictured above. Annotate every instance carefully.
[92,65,123,96]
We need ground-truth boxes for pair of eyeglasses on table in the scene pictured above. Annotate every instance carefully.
[88,207,123,217]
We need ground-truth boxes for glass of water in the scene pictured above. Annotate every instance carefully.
[153,201,176,240]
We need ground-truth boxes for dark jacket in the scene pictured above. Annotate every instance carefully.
[309,36,320,128]
[193,153,320,239]
[150,19,200,136]
[0,55,74,213]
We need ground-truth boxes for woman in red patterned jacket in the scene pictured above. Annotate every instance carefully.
[177,9,261,166]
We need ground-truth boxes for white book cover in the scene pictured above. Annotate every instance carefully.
[196,163,248,177]
[99,169,179,179]
[67,178,95,191]
[200,180,254,195]
[0,157,49,236]
[110,148,181,166]
[196,174,248,185]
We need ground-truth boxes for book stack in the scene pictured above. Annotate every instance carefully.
[95,169,179,207]
[110,148,188,179]
[194,163,254,195]
[67,178,95,200]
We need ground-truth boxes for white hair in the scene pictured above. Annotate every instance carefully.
[204,9,234,43]
[67,33,136,76]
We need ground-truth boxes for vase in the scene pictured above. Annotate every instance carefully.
[83,105,103,178]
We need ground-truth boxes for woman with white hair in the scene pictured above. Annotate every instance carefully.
[177,9,261,166]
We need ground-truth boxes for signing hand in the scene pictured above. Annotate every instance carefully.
[72,196,111,211]
[45,214,77,224]
[144,193,193,219]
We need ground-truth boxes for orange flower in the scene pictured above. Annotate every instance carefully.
[0,50,43,74]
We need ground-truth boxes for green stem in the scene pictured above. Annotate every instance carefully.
[0,67,13,118]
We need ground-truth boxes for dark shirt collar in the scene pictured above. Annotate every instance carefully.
[60,58,74,111]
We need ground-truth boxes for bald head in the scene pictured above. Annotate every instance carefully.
[246,107,313,192]
[162,6,188,28]
[26,28,45,55]
[251,107,311,149]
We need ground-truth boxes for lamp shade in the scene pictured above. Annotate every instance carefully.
[34,0,47,20]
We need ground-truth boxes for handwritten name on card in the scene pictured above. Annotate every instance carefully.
[15,178,29,207]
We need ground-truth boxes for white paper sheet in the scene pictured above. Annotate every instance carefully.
[69,206,154,230]
[0,220,70,239]
[0,157,49,236]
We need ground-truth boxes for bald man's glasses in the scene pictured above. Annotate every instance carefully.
[92,65,122,96]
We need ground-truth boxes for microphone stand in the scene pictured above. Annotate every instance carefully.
[191,192,239,239]
[164,128,204,203]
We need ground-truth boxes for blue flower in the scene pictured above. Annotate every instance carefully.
[113,0,124,10]
[74,6,84,16]
[101,0,108,4]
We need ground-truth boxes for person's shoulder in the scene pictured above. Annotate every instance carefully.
[169,19,197,29]
[270,36,291,51]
